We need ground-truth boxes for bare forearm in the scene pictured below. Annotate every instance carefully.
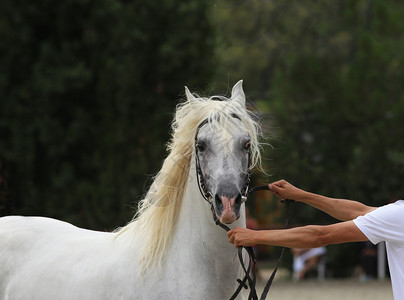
[254,226,325,249]
[296,191,375,221]
[228,222,369,248]
[269,180,376,221]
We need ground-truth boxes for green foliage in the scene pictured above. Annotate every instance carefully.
[0,0,216,230]
[2,0,404,279]
[212,0,404,276]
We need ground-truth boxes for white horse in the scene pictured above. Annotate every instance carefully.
[0,80,262,300]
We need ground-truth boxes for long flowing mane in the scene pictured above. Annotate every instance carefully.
[117,91,262,273]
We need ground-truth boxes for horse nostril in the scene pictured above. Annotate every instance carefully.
[215,194,242,208]
[235,194,242,205]
[215,194,223,210]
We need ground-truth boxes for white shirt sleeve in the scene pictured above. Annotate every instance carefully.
[353,200,404,245]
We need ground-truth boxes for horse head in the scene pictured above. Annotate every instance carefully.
[187,81,254,224]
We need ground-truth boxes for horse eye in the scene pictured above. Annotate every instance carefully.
[196,141,206,152]
[244,141,251,150]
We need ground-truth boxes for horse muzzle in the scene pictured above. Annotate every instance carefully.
[214,194,242,224]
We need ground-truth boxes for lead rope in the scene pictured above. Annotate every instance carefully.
[232,186,293,300]
[205,184,293,300]
[258,196,292,300]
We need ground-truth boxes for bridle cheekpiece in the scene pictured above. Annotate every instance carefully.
[194,116,251,206]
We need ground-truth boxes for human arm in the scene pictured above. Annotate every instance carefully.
[228,221,368,249]
[269,180,376,221]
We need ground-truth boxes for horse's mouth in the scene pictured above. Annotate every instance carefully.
[215,194,241,224]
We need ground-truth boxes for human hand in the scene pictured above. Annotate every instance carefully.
[268,179,305,202]
[227,227,257,248]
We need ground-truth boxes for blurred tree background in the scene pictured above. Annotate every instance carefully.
[212,0,404,277]
[1,0,404,278]
[0,0,216,229]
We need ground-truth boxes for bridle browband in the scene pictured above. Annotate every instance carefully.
[194,116,293,300]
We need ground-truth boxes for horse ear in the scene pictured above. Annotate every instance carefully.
[231,80,245,106]
[185,86,197,102]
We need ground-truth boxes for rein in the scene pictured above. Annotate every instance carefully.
[194,118,293,300]
[205,184,292,300]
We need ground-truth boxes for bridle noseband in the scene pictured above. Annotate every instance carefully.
[194,117,293,300]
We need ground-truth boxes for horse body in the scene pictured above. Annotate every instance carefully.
[0,216,137,299]
[0,80,260,299]
[0,164,244,300]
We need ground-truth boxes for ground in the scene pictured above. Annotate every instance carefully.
[243,269,393,299]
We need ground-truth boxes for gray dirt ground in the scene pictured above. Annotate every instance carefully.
[243,269,393,299]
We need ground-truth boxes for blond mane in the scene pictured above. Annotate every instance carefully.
[117,91,262,274]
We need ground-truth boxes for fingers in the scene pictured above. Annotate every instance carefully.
[228,227,251,248]
[268,180,287,190]
[268,180,286,199]
[227,229,239,248]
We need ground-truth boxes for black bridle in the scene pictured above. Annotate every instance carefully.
[194,118,293,300]
[194,117,251,205]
